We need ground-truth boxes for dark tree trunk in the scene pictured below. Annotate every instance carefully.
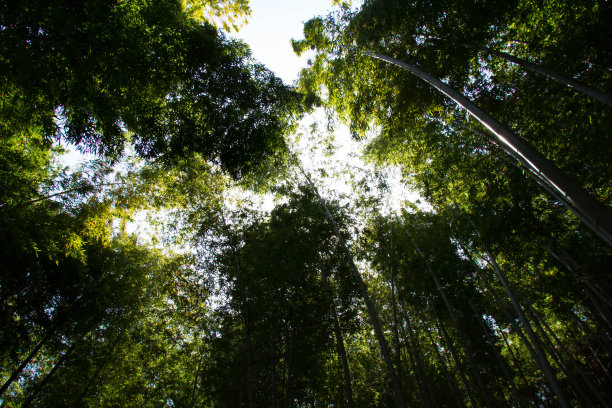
[432,306,479,408]
[547,243,612,328]
[470,301,526,408]
[243,305,255,408]
[283,306,296,408]
[408,235,496,407]
[457,237,569,406]
[398,301,430,408]
[190,352,204,408]
[226,222,256,408]
[420,35,612,106]
[498,327,536,401]
[397,310,419,406]
[482,244,570,408]
[22,330,87,408]
[0,326,56,397]
[269,315,278,408]
[422,318,464,408]
[388,226,403,389]
[516,287,610,408]
[320,262,354,408]
[567,309,612,372]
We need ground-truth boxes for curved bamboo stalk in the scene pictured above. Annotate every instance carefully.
[462,42,612,107]
[363,51,612,247]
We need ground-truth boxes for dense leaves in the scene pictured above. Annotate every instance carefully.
[1,0,611,407]
[0,0,300,177]
[292,0,612,233]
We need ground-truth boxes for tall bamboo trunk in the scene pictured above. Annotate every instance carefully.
[22,347,74,408]
[462,42,612,107]
[530,310,599,408]
[243,305,255,408]
[498,326,537,401]
[388,225,403,390]
[422,317,464,408]
[431,305,479,408]
[300,167,407,408]
[546,242,607,293]
[269,315,278,408]
[472,254,555,404]
[320,263,354,408]
[390,276,403,386]
[0,326,56,397]
[548,250,612,314]
[363,51,612,247]
[190,351,204,408]
[516,285,610,408]
[400,303,431,408]
[397,307,420,406]
[408,236,496,407]
[283,306,296,408]
[22,330,88,408]
[332,306,355,408]
[546,243,612,328]
[421,35,612,107]
[470,301,526,408]
[227,223,255,408]
[457,235,567,404]
[481,243,570,408]
[567,308,612,367]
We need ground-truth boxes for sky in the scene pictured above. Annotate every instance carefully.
[225,0,423,213]
[230,0,337,84]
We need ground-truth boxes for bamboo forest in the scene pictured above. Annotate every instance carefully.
[1,0,611,406]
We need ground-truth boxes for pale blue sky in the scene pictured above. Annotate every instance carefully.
[231,0,336,84]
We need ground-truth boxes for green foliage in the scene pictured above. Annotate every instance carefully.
[1,1,610,407]
[292,0,612,210]
[184,0,251,32]
[0,0,301,178]
[288,2,611,403]
[198,187,363,406]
